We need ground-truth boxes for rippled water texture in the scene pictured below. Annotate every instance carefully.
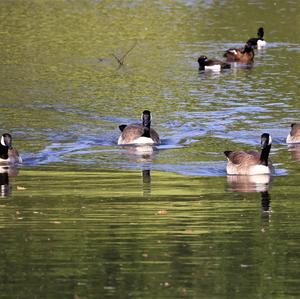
[1,1,300,298]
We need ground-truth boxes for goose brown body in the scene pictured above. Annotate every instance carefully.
[118,124,160,145]
[224,133,273,175]
[225,150,273,175]
[118,110,160,145]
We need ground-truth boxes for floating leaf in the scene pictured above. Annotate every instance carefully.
[17,186,27,190]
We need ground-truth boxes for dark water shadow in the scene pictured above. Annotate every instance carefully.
[141,169,151,196]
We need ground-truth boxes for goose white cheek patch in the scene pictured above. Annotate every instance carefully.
[268,135,272,145]
[1,136,5,146]
[141,114,152,121]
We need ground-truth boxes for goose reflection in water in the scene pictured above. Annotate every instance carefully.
[0,165,19,197]
[120,144,159,196]
[141,169,151,196]
[120,144,159,163]
[0,172,10,197]
[226,174,272,215]
[260,191,271,215]
[288,144,300,162]
[226,174,272,193]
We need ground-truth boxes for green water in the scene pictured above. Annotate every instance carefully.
[1,1,300,298]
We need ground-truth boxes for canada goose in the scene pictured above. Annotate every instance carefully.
[247,27,266,49]
[197,56,231,71]
[118,110,160,145]
[224,133,273,175]
[0,133,22,164]
[286,123,300,143]
[224,42,254,63]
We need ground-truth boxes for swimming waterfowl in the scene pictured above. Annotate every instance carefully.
[224,42,255,63]
[0,133,22,164]
[247,27,266,49]
[118,110,160,145]
[286,123,300,143]
[197,56,231,71]
[224,133,273,175]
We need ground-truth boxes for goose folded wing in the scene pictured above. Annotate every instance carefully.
[149,128,160,143]
[121,124,145,142]
[227,150,260,165]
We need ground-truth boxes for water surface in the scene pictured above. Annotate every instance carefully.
[1,0,300,298]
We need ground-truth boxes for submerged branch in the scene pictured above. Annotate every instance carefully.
[111,53,124,65]
[111,41,137,66]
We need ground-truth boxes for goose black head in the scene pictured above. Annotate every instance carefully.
[261,133,272,149]
[141,110,152,128]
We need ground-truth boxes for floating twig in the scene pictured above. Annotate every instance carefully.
[111,41,137,66]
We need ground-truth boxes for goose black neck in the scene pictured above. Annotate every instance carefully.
[143,121,151,129]
[142,127,151,138]
[0,144,9,159]
[260,144,271,166]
